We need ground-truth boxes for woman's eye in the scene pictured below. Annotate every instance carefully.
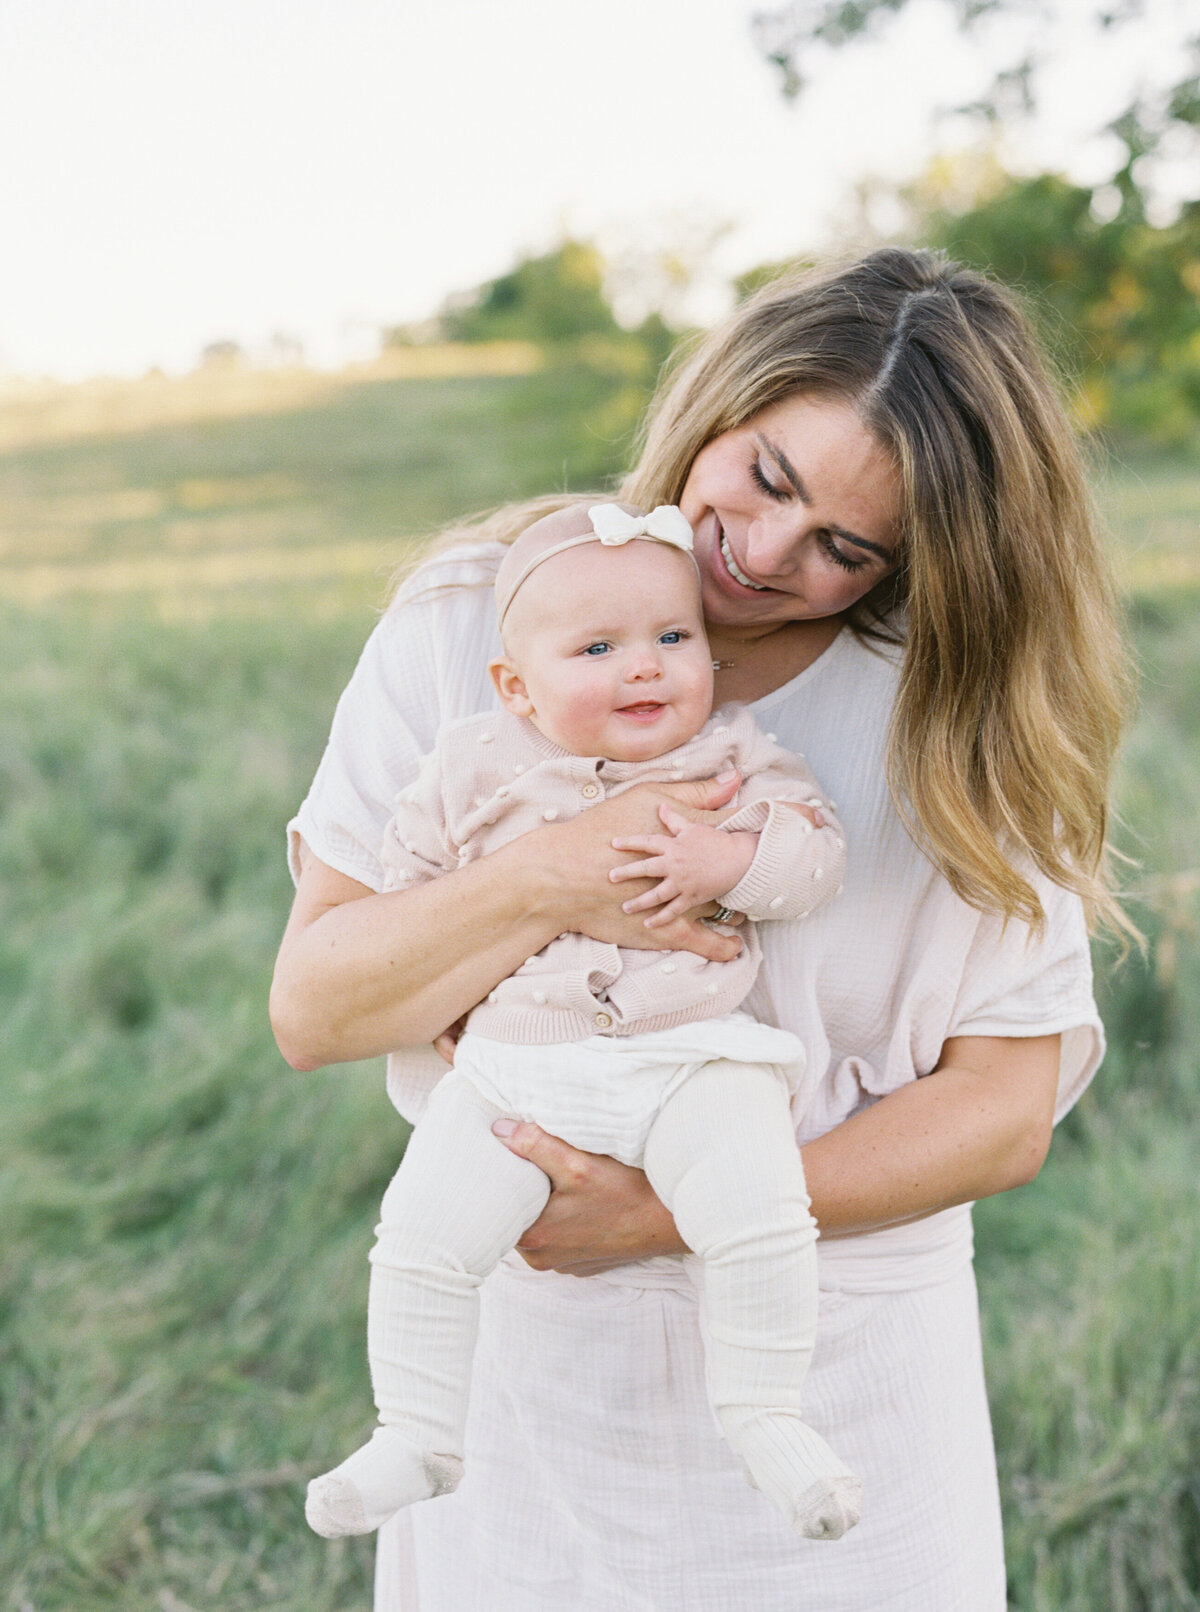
[750,459,788,501]
[818,533,868,573]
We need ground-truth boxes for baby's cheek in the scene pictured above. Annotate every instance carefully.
[553,684,614,753]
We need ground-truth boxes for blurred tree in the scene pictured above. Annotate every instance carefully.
[386,236,682,394]
[265,330,305,368]
[746,2,1200,438]
[437,240,623,344]
[199,339,245,369]
[604,216,735,332]
[380,237,681,461]
[917,165,1200,439]
[733,253,815,301]
[751,1,1200,223]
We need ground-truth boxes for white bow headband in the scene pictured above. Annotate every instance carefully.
[495,504,696,627]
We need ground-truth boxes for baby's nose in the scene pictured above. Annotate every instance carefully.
[626,648,662,679]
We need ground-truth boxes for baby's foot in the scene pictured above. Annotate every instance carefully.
[305,1427,462,1537]
[718,1407,863,1541]
[792,1473,865,1540]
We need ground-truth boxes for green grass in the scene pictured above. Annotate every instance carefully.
[1,607,394,1609]
[1,361,1197,1609]
[0,353,649,620]
[972,452,1200,1608]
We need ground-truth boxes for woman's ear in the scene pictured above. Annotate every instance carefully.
[489,657,534,718]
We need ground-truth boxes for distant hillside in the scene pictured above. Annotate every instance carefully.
[0,342,641,617]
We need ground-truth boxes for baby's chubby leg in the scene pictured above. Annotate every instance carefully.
[643,1060,862,1540]
[306,1071,551,1537]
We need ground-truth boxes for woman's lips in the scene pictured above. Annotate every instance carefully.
[716,523,771,592]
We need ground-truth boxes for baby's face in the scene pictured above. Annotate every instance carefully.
[494,541,714,762]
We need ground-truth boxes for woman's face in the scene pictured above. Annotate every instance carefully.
[679,394,902,633]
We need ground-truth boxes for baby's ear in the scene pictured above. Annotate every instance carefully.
[489,657,533,718]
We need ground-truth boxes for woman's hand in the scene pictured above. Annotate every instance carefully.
[491,1120,686,1275]
[541,772,746,954]
[485,1035,1062,1273]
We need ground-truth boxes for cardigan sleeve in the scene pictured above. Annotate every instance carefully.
[379,743,461,891]
[713,712,848,923]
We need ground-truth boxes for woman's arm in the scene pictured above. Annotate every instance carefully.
[496,1032,1061,1273]
[271,843,564,1070]
[800,1032,1059,1232]
[270,775,744,1070]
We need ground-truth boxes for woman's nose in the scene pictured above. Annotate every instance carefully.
[745,511,804,578]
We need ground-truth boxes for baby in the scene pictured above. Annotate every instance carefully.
[305,502,863,1542]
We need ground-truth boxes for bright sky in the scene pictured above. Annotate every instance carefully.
[0,0,1190,379]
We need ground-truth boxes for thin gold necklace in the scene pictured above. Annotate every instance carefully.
[711,619,818,673]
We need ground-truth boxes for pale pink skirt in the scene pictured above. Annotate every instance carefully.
[374,1252,1005,1611]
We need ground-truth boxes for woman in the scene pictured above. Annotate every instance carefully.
[271,248,1128,1609]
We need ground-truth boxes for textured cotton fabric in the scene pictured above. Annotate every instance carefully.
[288,543,1105,1609]
[453,1014,805,1167]
[379,1261,1005,1612]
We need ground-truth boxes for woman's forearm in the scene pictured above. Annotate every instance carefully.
[801,1033,1061,1237]
[271,838,565,1068]
[500,1033,1061,1271]
[271,778,745,1071]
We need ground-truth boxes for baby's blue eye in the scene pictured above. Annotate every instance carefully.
[582,642,611,656]
[659,630,686,645]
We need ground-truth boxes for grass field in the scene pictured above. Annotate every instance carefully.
[2,356,1197,1610]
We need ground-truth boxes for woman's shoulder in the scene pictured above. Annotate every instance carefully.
[364,541,504,709]
[315,545,502,757]
[389,540,505,611]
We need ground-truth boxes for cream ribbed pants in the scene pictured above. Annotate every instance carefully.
[307,1058,861,1539]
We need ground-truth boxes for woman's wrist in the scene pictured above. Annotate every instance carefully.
[492,822,582,937]
[494,1121,688,1271]
[635,1189,689,1258]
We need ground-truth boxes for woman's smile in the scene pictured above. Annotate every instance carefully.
[716,524,772,592]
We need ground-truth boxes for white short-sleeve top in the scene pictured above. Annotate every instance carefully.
[289,543,1104,1292]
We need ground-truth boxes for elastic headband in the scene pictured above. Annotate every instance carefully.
[495,504,697,628]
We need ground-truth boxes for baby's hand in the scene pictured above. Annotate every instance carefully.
[433,1015,467,1065]
[609,804,758,928]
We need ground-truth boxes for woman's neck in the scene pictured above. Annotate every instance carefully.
[708,616,843,705]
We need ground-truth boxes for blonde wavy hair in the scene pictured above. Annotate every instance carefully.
[394,248,1133,937]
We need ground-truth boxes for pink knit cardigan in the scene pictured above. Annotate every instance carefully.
[381,705,846,1046]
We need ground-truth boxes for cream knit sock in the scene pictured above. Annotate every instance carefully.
[717,1407,863,1539]
[307,1073,550,1539]
[305,1427,462,1538]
